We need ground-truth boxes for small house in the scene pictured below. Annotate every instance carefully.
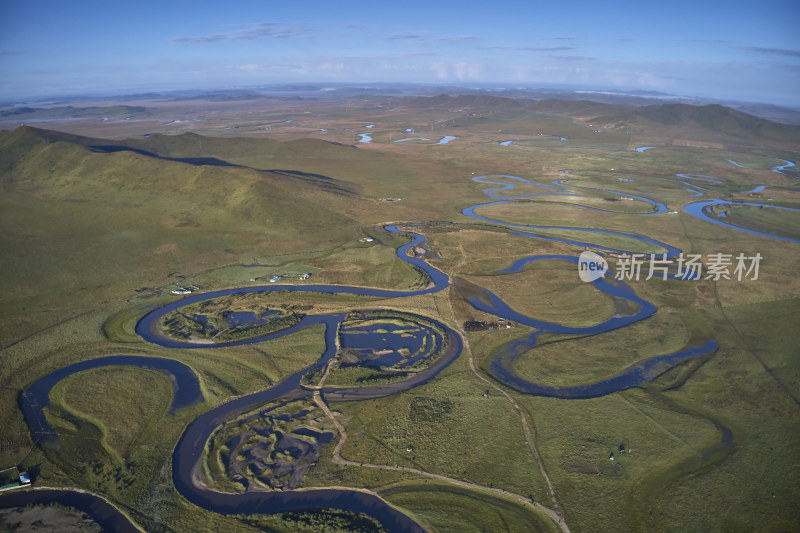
[171,287,193,295]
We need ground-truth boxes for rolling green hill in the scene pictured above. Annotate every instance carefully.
[0,126,394,346]
[527,98,625,118]
[398,93,528,120]
[116,131,360,162]
[392,95,800,149]
[590,103,800,147]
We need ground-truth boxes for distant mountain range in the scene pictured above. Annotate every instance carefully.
[0,105,150,120]
[590,103,800,142]
[2,84,799,125]
[391,93,800,148]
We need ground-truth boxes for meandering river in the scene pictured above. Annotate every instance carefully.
[683,199,800,243]
[18,154,800,530]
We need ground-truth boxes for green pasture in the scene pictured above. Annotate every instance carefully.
[306,243,426,290]
[50,366,174,458]
[322,374,549,500]
[722,297,800,400]
[380,479,559,533]
[714,204,800,240]
[518,389,719,532]
[508,280,700,387]
[463,265,617,328]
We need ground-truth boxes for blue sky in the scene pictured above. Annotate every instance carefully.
[1,0,799,105]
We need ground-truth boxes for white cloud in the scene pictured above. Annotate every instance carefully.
[172,22,309,43]
[427,62,482,81]
[454,62,482,80]
[430,62,449,80]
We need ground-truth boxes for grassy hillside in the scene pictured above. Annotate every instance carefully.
[590,103,800,149]
[527,98,625,119]
[114,132,361,162]
[0,126,401,346]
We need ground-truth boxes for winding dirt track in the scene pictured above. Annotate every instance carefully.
[448,241,569,532]
[312,385,569,532]
[308,238,570,533]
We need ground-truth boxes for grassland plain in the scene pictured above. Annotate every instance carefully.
[457,256,800,532]
[420,135,799,532]
[50,366,175,458]
[462,267,618,328]
[322,373,549,498]
[379,480,559,533]
[717,204,800,240]
[1,95,799,532]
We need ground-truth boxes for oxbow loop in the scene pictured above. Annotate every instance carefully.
[578,251,608,282]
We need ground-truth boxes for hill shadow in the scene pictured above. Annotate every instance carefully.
[89,145,354,194]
